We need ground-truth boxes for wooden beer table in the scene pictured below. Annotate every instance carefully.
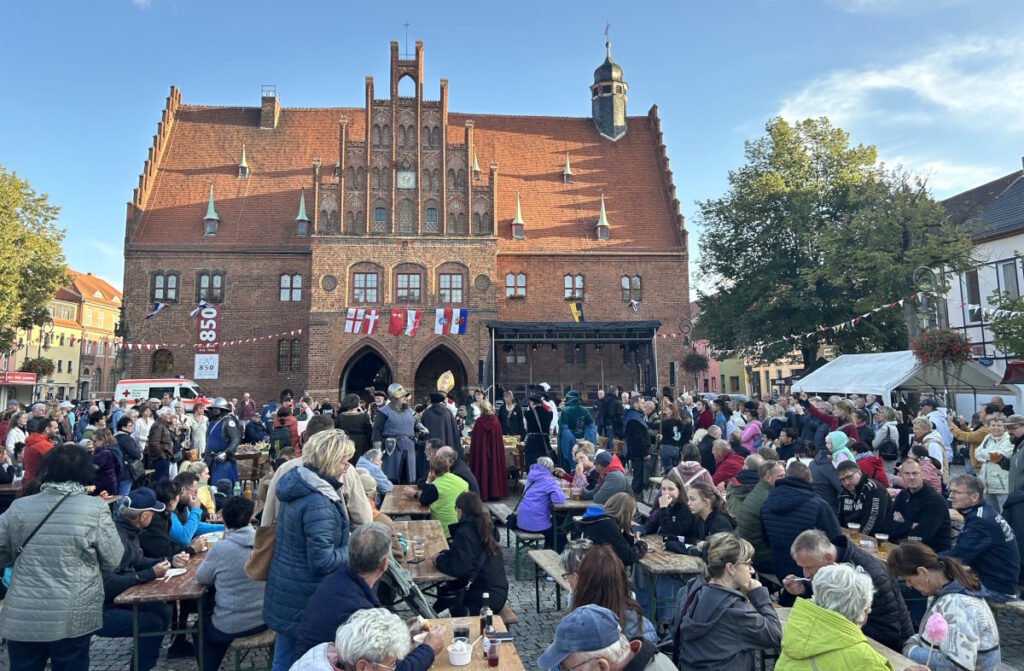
[114,552,209,671]
[234,449,266,489]
[637,534,704,620]
[380,487,432,518]
[423,615,524,671]
[551,494,590,549]
[392,519,453,585]
[774,606,917,670]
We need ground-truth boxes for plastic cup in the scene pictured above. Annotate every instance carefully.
[847,523,861,542]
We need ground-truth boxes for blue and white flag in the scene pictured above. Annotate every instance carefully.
[144,302,168,320]
[189,300,212,318]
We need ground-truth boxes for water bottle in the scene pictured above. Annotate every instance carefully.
[233,481,241,497]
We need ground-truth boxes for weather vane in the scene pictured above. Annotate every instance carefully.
[605,22,610,40]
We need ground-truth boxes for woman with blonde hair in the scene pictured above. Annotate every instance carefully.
[263,429,353,670]
[674,532,782,669]
[467,399,508,500]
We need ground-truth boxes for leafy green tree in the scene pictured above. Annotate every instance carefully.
[986,289,1024,358]
[0,165,69,349]
[696,118,973,367]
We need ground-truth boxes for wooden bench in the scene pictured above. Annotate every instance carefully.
[227,626,276,670]
[497,603,519,626]
[528,549,572,613]
[511,529,546,580]
[486,502,515,546]
[636,501,652,523]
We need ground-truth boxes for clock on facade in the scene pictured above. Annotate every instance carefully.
[397,170,416,189]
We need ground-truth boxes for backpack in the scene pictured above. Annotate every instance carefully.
[877,424,899,461]
[269,425,291,459]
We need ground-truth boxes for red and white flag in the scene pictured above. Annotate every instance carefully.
[434,308,451,335]
[364,309,380,335]
[388,309,406,336]
[345,308,366,334]
[405,310,422,336]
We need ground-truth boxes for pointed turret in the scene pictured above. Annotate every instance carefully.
[595,194,610,240]
[563,152,574,184]
[238,144,250,178]
[472,151,481,181]
[511,192,525,239]
[296,188,309,236]
[203,184,220,235]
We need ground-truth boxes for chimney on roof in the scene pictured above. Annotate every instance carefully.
[261,85,280,129]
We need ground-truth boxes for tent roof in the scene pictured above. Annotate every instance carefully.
[791,350,1019,401]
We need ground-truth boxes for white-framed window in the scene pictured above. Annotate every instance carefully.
[505,273,526,298]
[1002,261,1020,300]
[564,275,583,300]
[280,274,302,302]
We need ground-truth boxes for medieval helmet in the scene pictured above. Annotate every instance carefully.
[387,383,410,400]
[208,396,231,411]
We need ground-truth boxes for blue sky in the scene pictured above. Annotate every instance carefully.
[4,0,1023,296]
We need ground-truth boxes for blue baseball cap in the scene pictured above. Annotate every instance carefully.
[537,605,623,670]
[124,487,165,513]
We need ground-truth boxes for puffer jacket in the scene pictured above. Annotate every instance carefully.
[975,431,1013,496]
[263,465,350,639]
[736,480,773,571]
[760,478,841,580]
[0,486,124,642]
[673,577,782,670]
[775,596,895,670]
[516,464,566,532]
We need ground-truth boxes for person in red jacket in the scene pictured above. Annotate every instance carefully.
[22,416,59,485]
[850,440,888,487]
[273,405,301,453]
[711,440,744,488]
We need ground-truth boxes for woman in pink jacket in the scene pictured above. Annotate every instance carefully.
[740,406,762,452]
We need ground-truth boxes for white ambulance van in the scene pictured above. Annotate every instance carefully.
[114,378,207,412]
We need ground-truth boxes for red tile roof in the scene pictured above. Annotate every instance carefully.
[129,99,686,254]
[69,270,122,307]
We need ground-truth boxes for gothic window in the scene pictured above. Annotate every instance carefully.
[472,213,481,234]
[382,169,391,191]
[422,126,430,146]
[447,169,456,188]
[291,339,301,371]
[433,169,442,191]
[505,273,526,298]
[152,349,173,375]
[431,127,441,148]
[372,203,388,233]
[398,126,407,148]
[426,208,438,225]
[565,275,584,299]
[196,271,224,303]
[456,170,466,190]
[397,200,415,234]
[383,125,391,147]
[347,167,355,185]
[357,167,366,189]
[372,125,382,147]
[372,168,380,189]
[408,126,416,147]
[345,211,355,234]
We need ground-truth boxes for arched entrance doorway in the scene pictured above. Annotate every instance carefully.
[339,347,392,403]
[414,346,467,405]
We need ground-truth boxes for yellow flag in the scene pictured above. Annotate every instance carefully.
[570,302,584,322]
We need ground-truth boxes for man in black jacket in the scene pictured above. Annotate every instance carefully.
[97,488,179,671]
[836,461,890,536]
[887,458,951,551]
[697,425,720,475]
[785,530,914,652]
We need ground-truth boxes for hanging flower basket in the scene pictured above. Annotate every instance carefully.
[20,357,55,377]
[911,329,972,368]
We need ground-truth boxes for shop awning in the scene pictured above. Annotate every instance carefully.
[0,372,36,385]
[486,320,661,343]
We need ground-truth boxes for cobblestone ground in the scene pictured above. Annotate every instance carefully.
[1,481,1023,670]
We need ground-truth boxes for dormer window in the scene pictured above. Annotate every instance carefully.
[203,185,220,236]
[511,192,525,240]
[295,188,310,237]
[595,194,610,241]
[563,152,573,184]
[237,144,250,179]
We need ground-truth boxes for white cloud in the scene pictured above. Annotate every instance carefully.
[827,0,967,14]
[779,36,1024,131]
[883,155,1009,197]
[89,240,120,258]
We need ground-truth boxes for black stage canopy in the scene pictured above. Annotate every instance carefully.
[486,320,661,343]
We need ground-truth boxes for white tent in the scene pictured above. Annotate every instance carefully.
[791,350,1021,407]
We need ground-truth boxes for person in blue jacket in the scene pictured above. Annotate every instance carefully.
[263,429,353,671]
[295,524,445,662]
[942,473,1021,597]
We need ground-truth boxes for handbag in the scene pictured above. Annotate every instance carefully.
[504,482,534,531]
[124,457,146,485]
[244,524,276,580]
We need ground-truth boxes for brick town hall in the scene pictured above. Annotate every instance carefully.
[120,40,690,404]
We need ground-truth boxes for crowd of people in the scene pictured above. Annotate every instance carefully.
[0,385,1022,670]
